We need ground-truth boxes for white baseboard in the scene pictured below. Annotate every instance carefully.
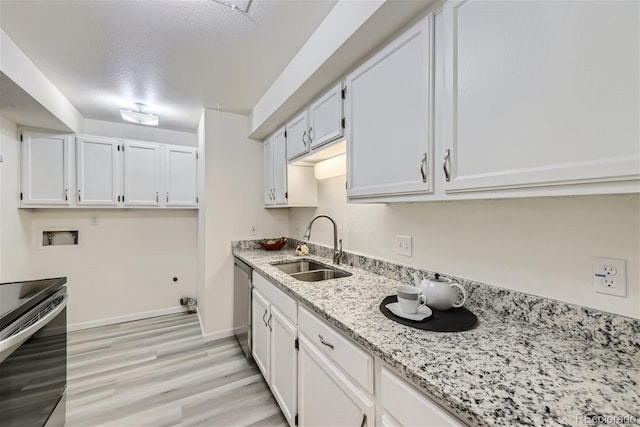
[68,306,188,331]
[196,310,234,342]
[201,327,235,343]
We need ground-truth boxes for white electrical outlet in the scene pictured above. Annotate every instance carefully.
[396,235,412,257]
[90,216,100,225]
[250,226,257,236]
[593,257,626,297]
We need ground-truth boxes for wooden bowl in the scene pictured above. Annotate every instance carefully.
[259,237,287,251]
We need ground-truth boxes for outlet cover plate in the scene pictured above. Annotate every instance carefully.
[593,257,626,297]
[396,235,412,257]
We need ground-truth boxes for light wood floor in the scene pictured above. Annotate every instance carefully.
[66,312,286,427]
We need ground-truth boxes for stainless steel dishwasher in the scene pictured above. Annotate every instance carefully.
[233,257,252,360]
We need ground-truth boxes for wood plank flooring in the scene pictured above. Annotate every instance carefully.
[65,313,286,427]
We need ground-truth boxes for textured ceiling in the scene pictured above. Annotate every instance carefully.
[0,0,337,132]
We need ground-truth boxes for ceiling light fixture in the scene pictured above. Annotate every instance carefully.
[120,103,159,126]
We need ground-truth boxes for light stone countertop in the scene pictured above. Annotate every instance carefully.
[233,248,640,427]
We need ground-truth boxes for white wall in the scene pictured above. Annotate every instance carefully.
[84,118,197,147]
[201,109,288,337]
[0,115,198,328]
[1,116,35,281]
[290,176,640,319]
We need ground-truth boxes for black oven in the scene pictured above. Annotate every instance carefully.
[0,278,68,427]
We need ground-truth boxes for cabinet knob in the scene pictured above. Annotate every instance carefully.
[77,189,81,202]
[65,189,68,201]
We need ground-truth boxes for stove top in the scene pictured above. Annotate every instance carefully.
[0,277,67,331]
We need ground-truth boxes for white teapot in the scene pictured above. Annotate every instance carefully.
[412,272,467,311]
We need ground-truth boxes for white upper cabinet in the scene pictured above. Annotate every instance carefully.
[264,127,288,207]
[272,127,288,205]
[286,110,310,161]
[264,127,318,209]
[263,136,275,205]
[346,15,433,199]
[309,83,344,151]
[442,0,640,194]
[20,130,71,206]
[165,145,198,207]
[76,136,120,206]
[123,141,161,206]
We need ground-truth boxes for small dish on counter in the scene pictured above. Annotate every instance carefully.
[385,302,432,321]
[259,237,287,250]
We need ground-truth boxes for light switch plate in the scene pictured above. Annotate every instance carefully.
[396,235,412,257]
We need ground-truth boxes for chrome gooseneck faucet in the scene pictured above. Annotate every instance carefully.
[302,215,343,265]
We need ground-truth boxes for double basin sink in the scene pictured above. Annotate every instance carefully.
[271,260,352,282]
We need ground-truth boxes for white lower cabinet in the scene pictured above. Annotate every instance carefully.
[378,366,462,427]
[251,288,271,382]
[251,273,298,427]
[298,334,374,427]
[252,275,466,427]
[270,306,298,424]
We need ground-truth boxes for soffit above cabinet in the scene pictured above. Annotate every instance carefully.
[0,72,73,132]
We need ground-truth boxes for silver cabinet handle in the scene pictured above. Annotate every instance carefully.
[267,313,273,331]
[166,192,169,203]
[272,188,275,200]
[308,127,313,143]
[318,334,334,349]
[156,192,159,203]
[420,152,427,183]
[443,149,451,182]
[77,189,81,202]
[262,309,268,327]
[360,414,367,427]
[302,130,307,147]
[65,189,68,201]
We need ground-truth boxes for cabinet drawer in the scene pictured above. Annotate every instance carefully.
[253,272,297,323]
[380,367,462,426]
[298,306,373,394]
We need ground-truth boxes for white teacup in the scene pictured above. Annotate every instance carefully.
[397,286,427,314]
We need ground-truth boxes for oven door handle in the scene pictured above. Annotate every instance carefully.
[0,292,68,362]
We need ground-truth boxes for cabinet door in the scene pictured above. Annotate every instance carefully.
[270,306,297,427]
[309,83,343,150]
[298,335,374,427]
[380,367,461,426]
[21,131,70,205]
[123,141,161,206]
[76,137,119,206]
[165,145,198,207]
[264,137,274,206]
[346,16,433,199]
[442,0,640,193]
[272,127,288,205]
[251,289,271,382]
[286,110,310,161]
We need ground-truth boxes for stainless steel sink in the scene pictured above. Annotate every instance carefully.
[271,260,327,274]
[270,260,352,282]
[290,269,351,282]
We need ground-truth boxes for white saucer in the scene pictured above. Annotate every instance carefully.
[386,302,432,321]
